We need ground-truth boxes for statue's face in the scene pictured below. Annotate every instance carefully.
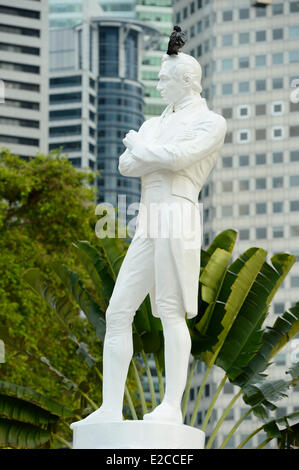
[156,60,188,104]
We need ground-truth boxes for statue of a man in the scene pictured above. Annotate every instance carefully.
[71,26,227,427]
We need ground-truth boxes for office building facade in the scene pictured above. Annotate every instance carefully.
[0,0,49,158]
[49,17,159,207]
[172,0,299,448]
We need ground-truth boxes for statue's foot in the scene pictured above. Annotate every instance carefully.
[70,406,123,429]
[143,402,183,425]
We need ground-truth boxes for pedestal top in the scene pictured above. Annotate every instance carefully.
[71,420,205,449]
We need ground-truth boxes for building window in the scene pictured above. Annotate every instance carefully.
[222,205,233,217]
[224,383,234,394]
[222,83,233,95]
[290,126,299,137]
[290,26,299,39]
[290,2,299,13]
[256,6,266,17]
[190,1,195,14]
[198,0,202,9]
[223,10,233,22]
[271,101,284,115]
[239,8,249,19]
[238,130,250,143]
[272,78,284,89]
[197,45,202,57]
[290,175,299,186]
[275,354,286,366]
[256,202,266,214]
[273,28,284,40]
[256,178,266,190]
[225,132,233,143]
[223,156,233,168]
[273,201,283,213]
[238,105,250,118]
[222,34,233,46]
[183,7,188,19]
[256,104,266,116]
[272,52,284,65]
[222,108,233,119]
[256,30,266,42]
[256,129,266,141]
[190,25,195,38]
[239,56,250,69]
[273,177,283,188]
[239,155,249,166]
[290,225,299,237]
[256,79,266,92]
[255,54,267,67]
[290,101,299,112]
[256,227,267,239]
[256,153,266,165]
[197,20,202,33]
[239,179,249,191]
[239,32,250,44]
[273,3,284,15]
[239,81,250,94]
[290,150,299,162]
[272,127,284,140]
[222,58,233,71]
[291,200,299,211]
[290,50,299,63]
[239,204,250,216]
[273,152,283,163]
[239,229,250,240]
[222,181,233,192]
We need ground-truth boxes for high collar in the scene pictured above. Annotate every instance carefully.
[161,93,206,118]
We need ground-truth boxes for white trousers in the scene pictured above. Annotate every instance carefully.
[102,174,192,418]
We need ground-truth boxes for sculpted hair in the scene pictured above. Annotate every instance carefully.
[163,25,202,94]
[161,52,203,94]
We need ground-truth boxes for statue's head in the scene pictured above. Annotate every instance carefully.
[156,26,202,104]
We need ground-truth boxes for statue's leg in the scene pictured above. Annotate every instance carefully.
[73,236,154,425]
[143,237,191,424]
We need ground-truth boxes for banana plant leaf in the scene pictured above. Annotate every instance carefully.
[262,410,299,449]
[201,248,267,366]
[0,394,58,427]
[233,302,299,387]
[51,262,106,341]
[72,240,114,310]
[0,418,51,449]
[216,253,296,381]
[0,381,74,418]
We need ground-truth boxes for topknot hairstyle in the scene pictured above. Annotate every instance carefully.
[161,26,203,94]
[166,25,186,55]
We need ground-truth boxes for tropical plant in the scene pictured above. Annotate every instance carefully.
[1,223,299,448]
[15,229,298,449]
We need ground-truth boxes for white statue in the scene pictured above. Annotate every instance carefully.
[71,26,227,429]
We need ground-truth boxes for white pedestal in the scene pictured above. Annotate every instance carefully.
[71,420,205,449]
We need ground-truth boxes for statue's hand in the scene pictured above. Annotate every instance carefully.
[122,130,141,151]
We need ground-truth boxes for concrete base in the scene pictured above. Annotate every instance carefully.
[71,420,205,449]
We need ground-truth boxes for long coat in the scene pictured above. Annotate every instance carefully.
[118,93,227,319]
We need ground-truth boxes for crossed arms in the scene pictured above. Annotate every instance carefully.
[118,115,227,177]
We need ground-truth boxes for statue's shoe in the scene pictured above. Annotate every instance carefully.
[143,402,183,425]
[70,407,123,429]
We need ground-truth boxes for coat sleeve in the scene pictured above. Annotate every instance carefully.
[130,116,227,172]
[118,148,155,177]
[118,119,155,177]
